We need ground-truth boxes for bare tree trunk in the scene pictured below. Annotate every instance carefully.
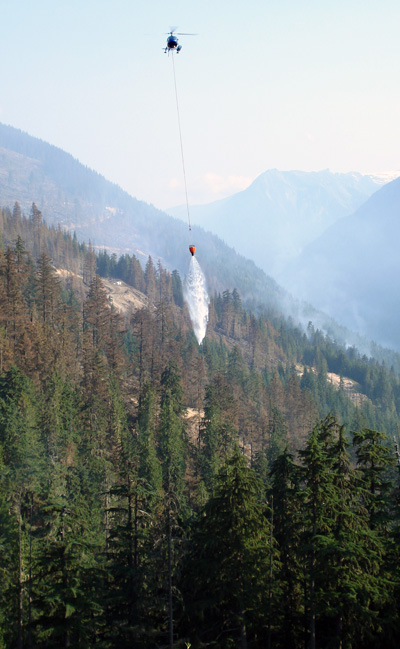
[27,494,33,649]
[267,495,274,649]
[309,561,315,649]
[167,504,173,649]
[61,518,70,648]
[104,484,109,552]
[134,491,138,570]
[128,483,136,642]
[240,612,248,649]
[336,613,343,649]
[309,508,316,649]
[17,500,23,649]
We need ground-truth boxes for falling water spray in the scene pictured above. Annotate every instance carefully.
[169,42,209,342]
[184,257,209,344]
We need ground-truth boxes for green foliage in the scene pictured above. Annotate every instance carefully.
[137,382,163,497]
[159,361,187,497]
[0,211,400,647]
[270,448,303,647]
[352,428,395,531]
[299,416,395,649]
[198,372,238,492]
[181,448,274,648]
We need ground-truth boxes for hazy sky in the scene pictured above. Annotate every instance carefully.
[1,0,399,209]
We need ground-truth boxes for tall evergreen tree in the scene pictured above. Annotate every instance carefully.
[199,372,238,491]
[32,462,104,648]
[352,427,395,531]
[83,274,110,350]
[300,416,392,649]
[35,253,62,328]
[159,360,187,497]
[270,448,303,648]
[322,424,388,648]
[157,361,188,648]
[182,448,273,648]
[299,415,337,649]
[0,367,41,649]
[144,256,157,305]
[137,382,163,497]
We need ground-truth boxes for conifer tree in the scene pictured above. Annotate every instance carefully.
[171,269,183,307]
[83,241,97,286]
[159,360,187,497]
[270,448,304,648]
[32,462,104,648]
[137,382,163,497]
[387,472,400,648]
[266,405,288,466]
[105,465,159,648]
[131,254,146,292]
[35,253,62,328]
[0,367,41,648]
[30,203,42,257]
[352,427,395,531]
[157,361,187,648]
[199,372,238,491]
[144,256,157,304]
[14,236,28,272]
[182,448,273,648]
[0,456,18,648]
[322,424,387,648]
[83,274,111,350]
[12,201,22,225]
[155,263,175,370]
[0,246,30,362]
[131,307,156,389]
[300,416,391,648]
[299,415,337,649]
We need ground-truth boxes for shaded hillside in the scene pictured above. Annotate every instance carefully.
[281,177,400,350]
[167,169,382,276]
[0,125,129,227]
[0,122,284,306]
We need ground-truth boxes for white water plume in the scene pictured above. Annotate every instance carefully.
[184,257,209,344]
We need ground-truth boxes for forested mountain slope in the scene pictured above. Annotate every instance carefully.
[0,122,283,305]
[1,121,397,361]
[2,203,400,435]
[1,206,400,648]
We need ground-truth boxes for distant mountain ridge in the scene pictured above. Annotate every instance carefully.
[167,169,383,276]
[280,177,400,350]
[0,122,150,230]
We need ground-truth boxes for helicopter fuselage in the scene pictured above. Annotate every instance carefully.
[165,34,182,53]
[167,35,178,49]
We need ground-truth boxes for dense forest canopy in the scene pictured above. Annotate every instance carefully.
[0,203,400,648]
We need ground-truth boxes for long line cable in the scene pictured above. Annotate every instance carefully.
[171,51,191,231]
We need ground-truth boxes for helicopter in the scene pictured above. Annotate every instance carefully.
[164,28,196,54]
